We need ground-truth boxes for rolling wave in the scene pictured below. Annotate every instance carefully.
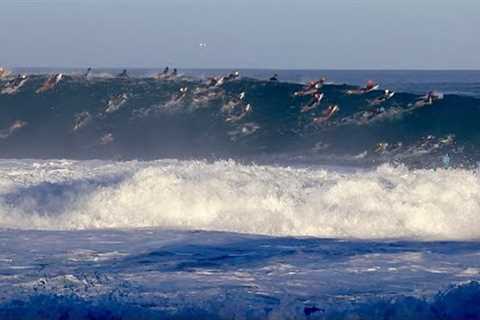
[0,74,479,167]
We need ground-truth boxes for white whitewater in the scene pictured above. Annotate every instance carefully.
[0,159,479,240]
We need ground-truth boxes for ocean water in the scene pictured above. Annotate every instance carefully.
[1,69,480,319]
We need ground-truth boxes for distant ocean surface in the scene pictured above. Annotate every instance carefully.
[1,68,480,319]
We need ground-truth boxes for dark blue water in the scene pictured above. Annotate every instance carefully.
[2,69,480,167]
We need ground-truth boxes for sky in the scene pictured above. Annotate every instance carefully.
[1,0,479,69]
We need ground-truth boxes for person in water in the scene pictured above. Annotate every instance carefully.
[294,78,326,96]
[7,74,27,87]
[36,73,62,94]
[307,77,326,90]
[413,91,443,108]
[117,69,129,78]
[368,89,395,106]
[302,92,324,112]
[269,74,278,81]
[347,80,378,95]
[0,67,11,78]
[84,67,92,78]
[154,67,170,80]
[313,105,339,124]
[206,77,219,87]
[173,87,188,102]
[364,80,377,92]
[224,71,240,82]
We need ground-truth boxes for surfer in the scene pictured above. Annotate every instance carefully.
[105,93,128,113]
[84,67,92,78]
[193,87,223,104]
[364,80,377,92]
[206,77,219,88]
[5,75,23,86]
[413,91,443,108]
[206,71,239,88]
[224,71,240,82]
[0,67,11,79]
[294,78,326,96]
[222,92,246,111]
[223,92,251,122]
[226,103,252,123]
[173,87,188,102]
[313,105,339,124]
[368,90,395,106]
[169,68,178,79]
[347,80,379,95]
[154,67,170,80]
[36,73,63,94]
[269,74,279,81]
[301,93,324,113]
[117,69,129,78]
[0,120,27,139]
[3,74,28,91]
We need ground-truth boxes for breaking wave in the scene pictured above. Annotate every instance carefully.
[0,159,479,240]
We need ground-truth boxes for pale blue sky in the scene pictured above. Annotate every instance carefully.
[1,0,479,69]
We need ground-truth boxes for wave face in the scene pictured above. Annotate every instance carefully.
[1,75,480,167]
[1,159,479,240]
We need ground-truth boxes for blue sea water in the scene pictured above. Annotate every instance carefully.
[1,69,480,319]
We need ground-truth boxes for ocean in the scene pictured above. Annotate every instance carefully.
[0,69,479,319]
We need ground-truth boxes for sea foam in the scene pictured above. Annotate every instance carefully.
[0,159,479,240]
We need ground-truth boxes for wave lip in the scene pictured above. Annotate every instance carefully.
[0,159,479,240]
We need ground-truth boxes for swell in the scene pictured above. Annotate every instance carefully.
[0,75,479,167]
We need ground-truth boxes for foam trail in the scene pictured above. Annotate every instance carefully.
[0,159,479,240]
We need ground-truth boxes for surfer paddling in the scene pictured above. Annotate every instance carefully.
[154,67,170,80]
[36,73,63,94]
[206,71,240,88]
[84,67,92,79]
[294,78,326,96]
[0,67,11,79]
[173,87,189,102]
[368,90,395,106]
[269,73,279,81]
[301,93,324,113]
[347,80,379,95]
[117,69,129,78]
[413,91,443,108]
[1,75,29,95]
[313,105,339,124]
